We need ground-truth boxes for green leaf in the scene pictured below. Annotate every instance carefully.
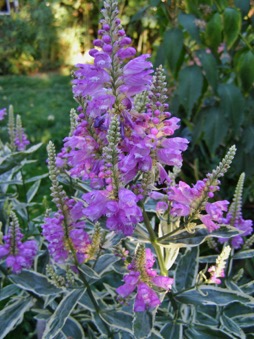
[204,13,223,50]
[185,325,232,338]
[26,179,41,203]
[9,270,61,296]
[93,254,119,276]
[161,321,183,339]
[223,8,241,49]
[0,284,20,301]
[133,311,153,339]
[175,247,199,292]
[164,28,184,77]
[176,65,203,118]
[100,310,133,334]
[93,313,110,336]
[174,286,254,306]
[203,107,228,154]
[178,13,201,42]
[235,50,254,92]
[199,255,217,263]
[78,264,100,280]
[217,83,244,133]
[78,290,96,312]
[43,289,85,339]
[233,249,254,260]
[197,49,218,91]
[220,313,245,338]
[61,317,85,339]
[0,297,33,338]
[25,173,48,183]
[158,226,239,247]
[233,314,254,328]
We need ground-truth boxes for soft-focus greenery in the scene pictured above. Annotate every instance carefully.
[128,0,254,214]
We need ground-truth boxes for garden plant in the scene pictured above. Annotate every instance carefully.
[0,0,254,338]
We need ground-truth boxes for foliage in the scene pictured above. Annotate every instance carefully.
[0,1,253,338]
[128,0,254,207]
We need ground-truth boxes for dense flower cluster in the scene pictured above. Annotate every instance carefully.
[14,114,30,151]
[116,248,173,311]
[56,1,189,236]
[0,213,37,273]
[42,199,91,264]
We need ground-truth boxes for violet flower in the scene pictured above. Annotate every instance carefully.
[116,248,173,312]
[0,213,37,273]
[0,107,7,121]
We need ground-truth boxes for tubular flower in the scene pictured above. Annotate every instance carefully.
[116,247,173,311]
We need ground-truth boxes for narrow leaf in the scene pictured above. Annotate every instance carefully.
[26,180,41,203]
[0,285,20,301]
[185,325,232,338]
[175,286,254,306]
[100,310,133,333]
[42,289,84,339]
[161,321,183,339]
[133,311,153,339]
[93,254,119,276]
[0,297,33,338]
[197,49,218,91]
[175,247,199,292]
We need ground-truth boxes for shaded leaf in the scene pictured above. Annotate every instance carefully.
[185,325,232,338]
[0,284,20,301]
[197,49,218,91]
[178,13,201,42]
[133,311,153,338]
[164,28,184,77]
[204,13,223,50]
[218,83,244,133]
[61,317,85,339]
[176,65,203,118]
[235,50,254,92]
[100,310,133,333]
[161,321,183,339]
[93,254,119,276]
[220,313,245,338]
[203,107,228,154]
[223,8,241,49]
[234,249,254,260]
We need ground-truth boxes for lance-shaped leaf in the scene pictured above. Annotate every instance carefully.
[233,249,254,260]
[220,313,245,338]
[158,226,240,247]
[133,311,153,339]
[197,49,218,92]
[93,254,119,276]
[0,296,33,338]
[9,270,61,296]
[61,317,85,339]
[42,289,85,339]
[174,247,199,292]
[0,284,20,301]
[185,325,232,338]
[164,28,184,77]
[174,286,254,306]
[100,310,133,334]
[161,321,183,339]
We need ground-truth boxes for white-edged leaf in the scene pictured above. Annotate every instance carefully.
[26,179,41,203]
[133,311,153,338]
[100,310,133,334]
[174,286,254,306]
[9,270,61,296]
[0,284,20,301]
[42,289,85,339]
[93,254,119,275]
[0,297,33,339]
[61,317,85,339]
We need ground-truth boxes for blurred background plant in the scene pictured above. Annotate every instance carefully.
[0,0,253,206]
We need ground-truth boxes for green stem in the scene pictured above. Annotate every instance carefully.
[141,202,168,276]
